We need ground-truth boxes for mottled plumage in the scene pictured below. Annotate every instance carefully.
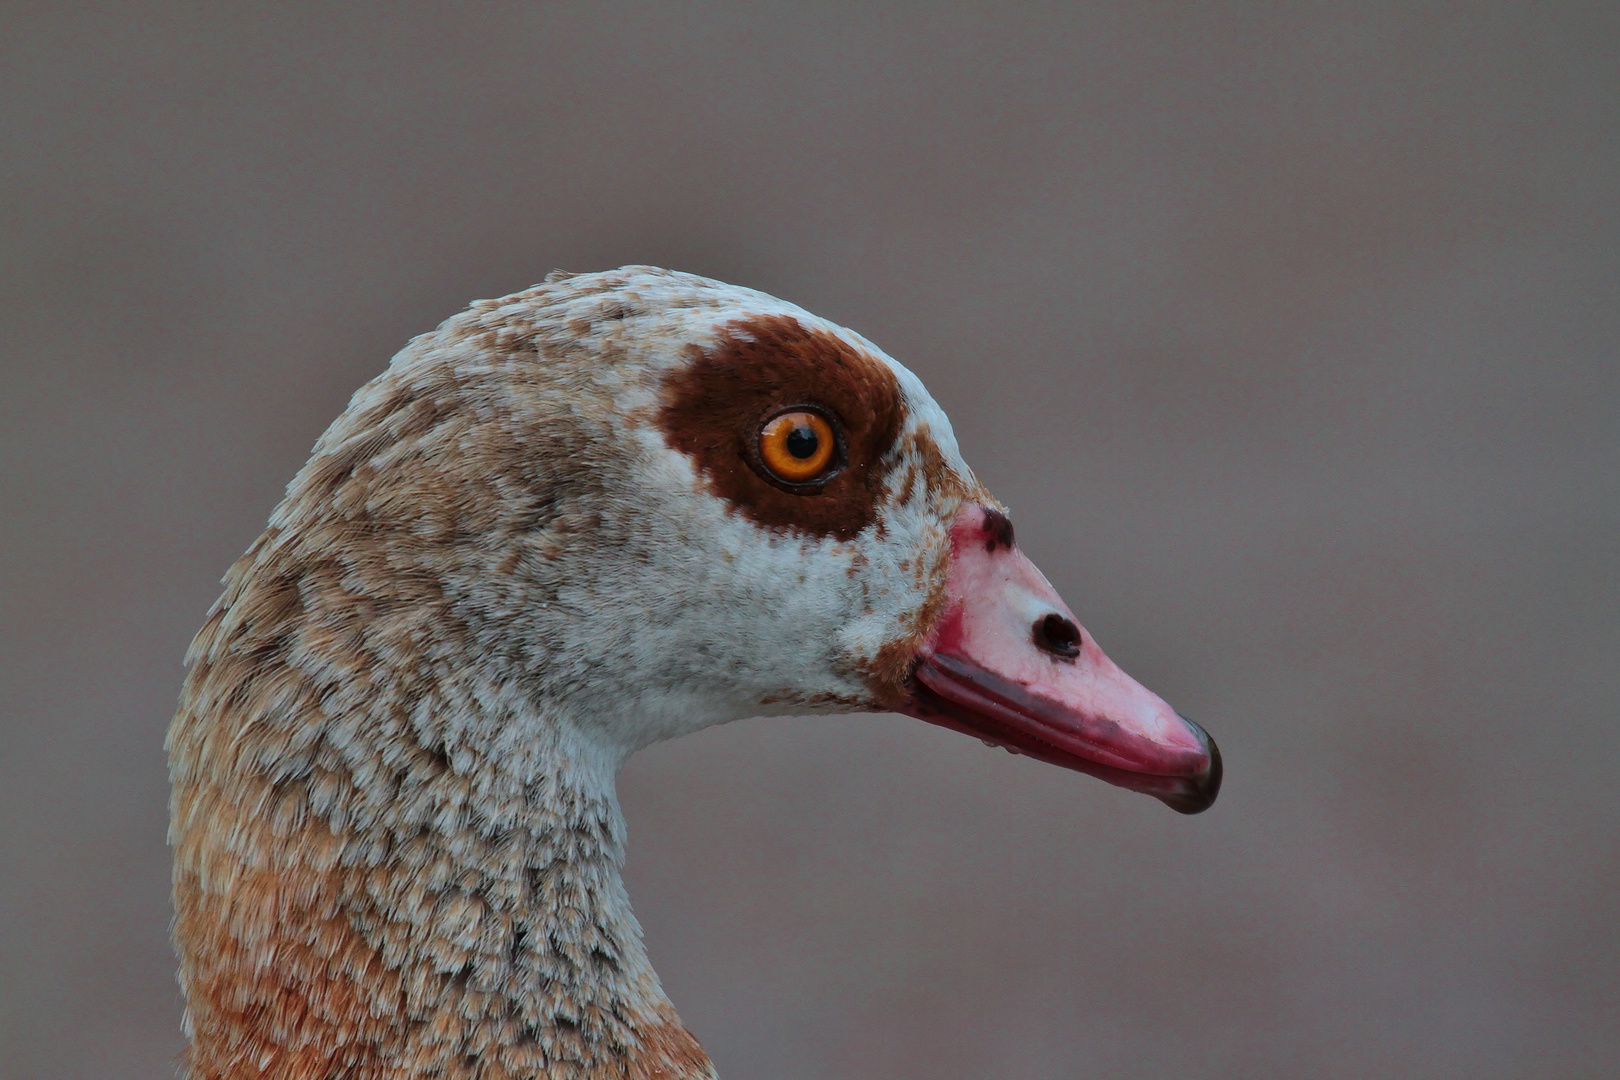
[169,266,1218,1079]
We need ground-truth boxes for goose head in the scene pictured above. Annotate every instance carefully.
[168,266,1219,1079]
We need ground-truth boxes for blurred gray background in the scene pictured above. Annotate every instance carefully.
[2,4,1616,1078]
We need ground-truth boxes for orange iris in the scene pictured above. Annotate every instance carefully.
[758,410,837,484]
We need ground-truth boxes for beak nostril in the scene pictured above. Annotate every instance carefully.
[1033,613,1082,660]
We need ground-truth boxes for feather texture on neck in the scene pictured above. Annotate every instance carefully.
[170,513,716,1080]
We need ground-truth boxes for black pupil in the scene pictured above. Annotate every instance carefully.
[785,423,819,460]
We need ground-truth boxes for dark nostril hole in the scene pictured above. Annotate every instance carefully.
[1033,613,1082,659]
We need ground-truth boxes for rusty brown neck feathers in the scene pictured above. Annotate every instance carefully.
[168,491,714,1079]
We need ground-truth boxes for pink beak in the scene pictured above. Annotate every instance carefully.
[899,505,1221,814]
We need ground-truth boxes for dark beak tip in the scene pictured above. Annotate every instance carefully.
[1155,717,1223,815]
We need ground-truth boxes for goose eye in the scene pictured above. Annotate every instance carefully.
[758,409,839,486]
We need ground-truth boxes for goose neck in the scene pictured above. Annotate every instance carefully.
[171,659,713,1079]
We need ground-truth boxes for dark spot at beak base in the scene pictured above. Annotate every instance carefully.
[981,507,1016,551]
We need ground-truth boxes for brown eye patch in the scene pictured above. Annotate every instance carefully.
[658,314,905,541]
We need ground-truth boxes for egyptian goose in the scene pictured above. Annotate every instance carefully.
[168,266,1220,1079]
